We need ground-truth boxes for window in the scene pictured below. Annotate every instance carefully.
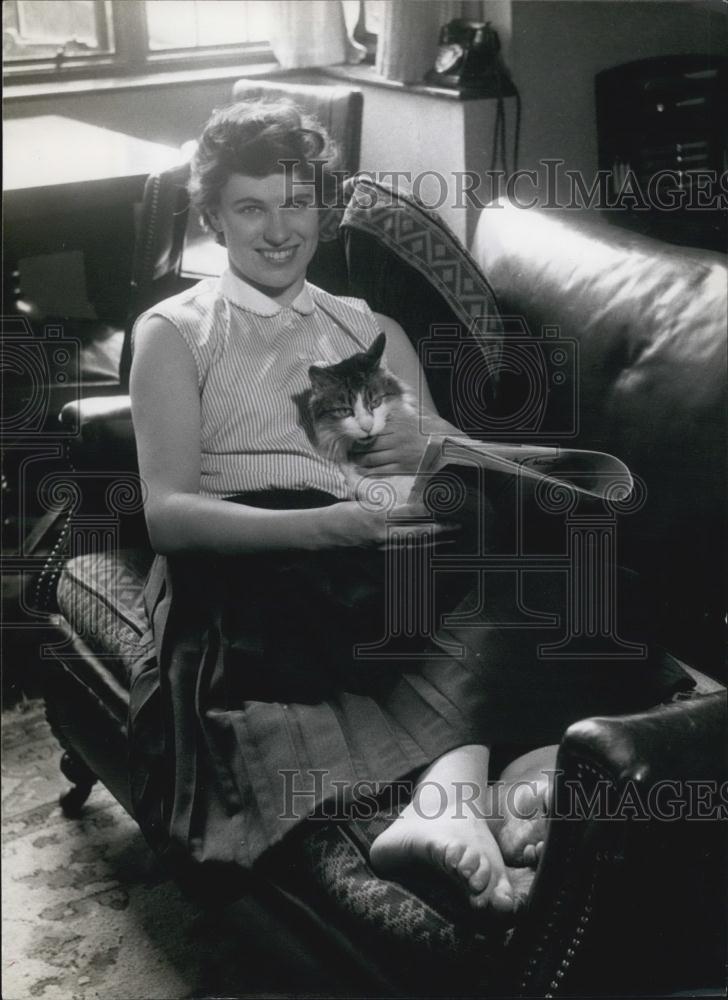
[145,1,267,52]
[4,1,115,64]
[3,0,272,81]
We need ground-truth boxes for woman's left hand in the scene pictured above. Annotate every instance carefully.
[350,410,453,474]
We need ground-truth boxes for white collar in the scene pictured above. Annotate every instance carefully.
[220,269,315,316]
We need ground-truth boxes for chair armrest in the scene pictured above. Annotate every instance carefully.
[560,689,725,786]
[34,396,144,613]
[61,395,137,471]
[506,692,726,996]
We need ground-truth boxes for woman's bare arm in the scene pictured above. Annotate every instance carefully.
[130,316,432,556]
[374,313,449,425]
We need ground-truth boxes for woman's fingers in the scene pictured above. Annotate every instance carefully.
[355,462,404,475]
[377,519,460,551]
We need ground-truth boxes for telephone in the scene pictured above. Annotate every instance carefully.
[425,19,514,97]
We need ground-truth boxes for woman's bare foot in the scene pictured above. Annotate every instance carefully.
[488,776,552,868]
[370,787,515,913]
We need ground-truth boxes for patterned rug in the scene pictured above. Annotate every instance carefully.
[1,700,326,1000]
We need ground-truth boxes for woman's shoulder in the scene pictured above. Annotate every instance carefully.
[307,282,375,318]
[132,278,226,383]
[136,277,223,329]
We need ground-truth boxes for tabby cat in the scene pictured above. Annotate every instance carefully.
[308,332,416,497]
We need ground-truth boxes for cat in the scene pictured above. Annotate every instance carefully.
[308,332,417,500]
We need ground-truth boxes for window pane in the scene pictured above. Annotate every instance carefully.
[146,0,268,50]
[3,0,114,61]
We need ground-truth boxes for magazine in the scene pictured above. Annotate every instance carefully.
[403,435,634,507]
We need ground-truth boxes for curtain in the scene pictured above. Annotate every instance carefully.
[266,0,512,79]
[376,1,460,83]
[266,1,359,70]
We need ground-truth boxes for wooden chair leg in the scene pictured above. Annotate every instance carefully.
[58,750,97,817]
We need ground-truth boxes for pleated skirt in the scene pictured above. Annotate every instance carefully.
[128,489,693,871]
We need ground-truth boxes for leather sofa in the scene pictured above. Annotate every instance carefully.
[35,188,726,996]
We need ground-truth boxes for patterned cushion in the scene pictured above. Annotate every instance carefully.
[293,810,509,989]
[342,176,501,323]
[339,176,503,425]
[56,549,154,683]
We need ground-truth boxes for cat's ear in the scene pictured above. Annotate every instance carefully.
[366,332,386,366]
[309,364,336,389]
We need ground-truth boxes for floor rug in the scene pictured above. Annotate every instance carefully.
[1,699,329,999]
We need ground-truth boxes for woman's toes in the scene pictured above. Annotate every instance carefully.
[523,843,537,866]
[509,866,536,911]
[535,840,544,858]
[489,874,515,913]
[466,855,492,894]
[442,840,467,872]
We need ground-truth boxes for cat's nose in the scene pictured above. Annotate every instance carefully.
[360,415,374,433]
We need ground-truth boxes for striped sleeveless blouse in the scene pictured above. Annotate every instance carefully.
[132,269,384,500]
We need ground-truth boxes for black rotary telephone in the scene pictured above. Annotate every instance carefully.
[425,19,514,97]
[426,18,521,173]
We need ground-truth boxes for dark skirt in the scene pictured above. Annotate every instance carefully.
[128,489,693,872]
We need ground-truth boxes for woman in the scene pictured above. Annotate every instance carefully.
[129,100,690,915]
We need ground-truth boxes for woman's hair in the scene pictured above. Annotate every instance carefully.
[188,99,339,235]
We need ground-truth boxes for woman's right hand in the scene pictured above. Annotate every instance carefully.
[321,500,459,550]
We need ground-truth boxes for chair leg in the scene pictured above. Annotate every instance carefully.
[58,750,97,817]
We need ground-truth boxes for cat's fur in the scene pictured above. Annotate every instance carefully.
[308,332,416,496]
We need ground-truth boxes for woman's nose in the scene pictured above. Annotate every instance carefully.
[264,210,290,245]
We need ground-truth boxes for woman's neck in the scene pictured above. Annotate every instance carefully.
[228,261,305,307]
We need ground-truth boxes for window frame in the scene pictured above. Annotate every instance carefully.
[3,0,274,85]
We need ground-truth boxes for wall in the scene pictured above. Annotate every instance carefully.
[509,0,726,203]
[317,82,504,245]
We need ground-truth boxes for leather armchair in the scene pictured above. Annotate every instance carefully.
[35,195,726,996]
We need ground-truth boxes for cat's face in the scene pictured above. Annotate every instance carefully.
[309,333,402,445]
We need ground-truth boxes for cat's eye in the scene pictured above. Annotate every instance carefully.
[369,396,383,409]
[329,407,354,418]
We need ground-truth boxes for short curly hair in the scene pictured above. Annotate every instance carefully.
[188,99,339,238]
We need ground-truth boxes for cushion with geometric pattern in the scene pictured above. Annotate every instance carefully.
[339,176,503,427]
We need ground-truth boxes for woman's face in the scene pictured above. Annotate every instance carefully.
[209,171,319,305]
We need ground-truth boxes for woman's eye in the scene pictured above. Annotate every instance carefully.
[237,205,262,215]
